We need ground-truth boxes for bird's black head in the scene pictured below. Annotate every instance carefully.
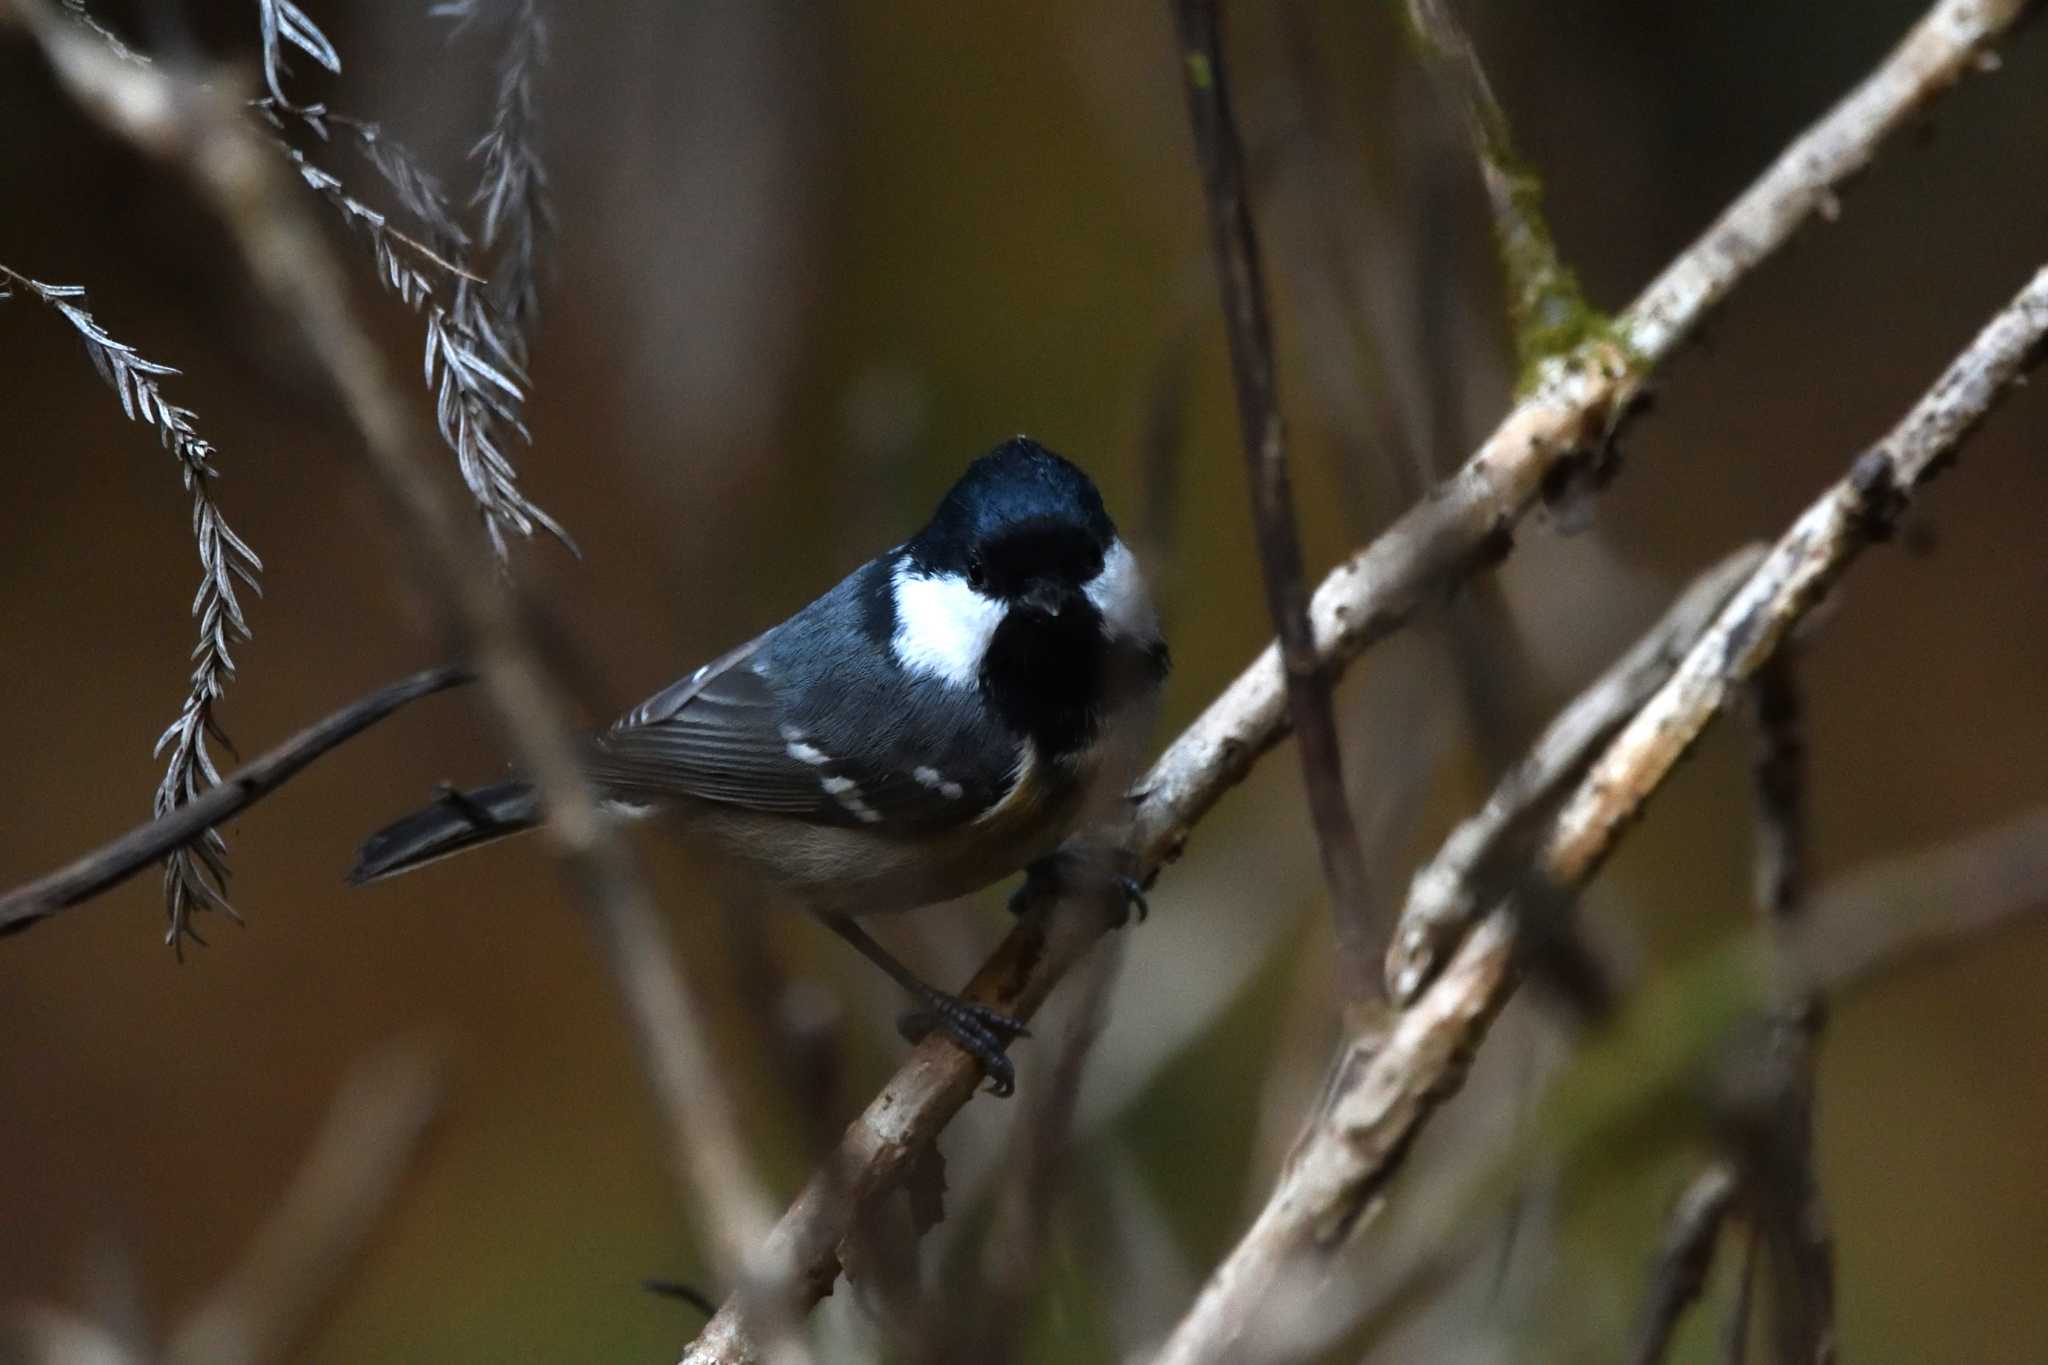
[907,436,1117,617]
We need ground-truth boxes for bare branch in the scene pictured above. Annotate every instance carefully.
[0,666,469,935]
[679,3,2033,1355]
[1546,268,2048,886]
[2,0,777,1293]
[1131,0,2034,913]
[1148,266,2048,1365]
[161,1045,446,1365]
[1169,0,1381,1001]
[1387,544,1767,1002]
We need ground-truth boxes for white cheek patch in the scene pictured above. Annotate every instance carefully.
[891,561,1005,687]
[1084,538,1159,643]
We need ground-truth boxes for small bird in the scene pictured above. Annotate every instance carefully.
[350,437,1168,1094]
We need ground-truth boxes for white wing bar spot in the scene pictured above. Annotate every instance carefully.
[913,766,966,800]
[820,774,883,824]
[780,725,831,766]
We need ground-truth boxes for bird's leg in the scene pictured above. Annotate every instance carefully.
[814,913,1030,1097]
[1008,844,1150,926]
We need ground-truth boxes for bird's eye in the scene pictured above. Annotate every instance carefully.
[967,555,986,590]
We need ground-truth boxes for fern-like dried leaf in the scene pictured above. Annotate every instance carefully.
[2,264,263,952]
[259,1,568,559]
[259,0,341,107]
[458,0,554,364]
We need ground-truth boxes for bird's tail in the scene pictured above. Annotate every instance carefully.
[347,779,539,885]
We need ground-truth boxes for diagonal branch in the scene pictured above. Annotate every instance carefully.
[1385,544,1766,1002]
[1170,0,1381,1001]
[1133,0,2034,948]
[679,2,2032,1356]
[0,666,470,936]
[1148,265,2048,1365]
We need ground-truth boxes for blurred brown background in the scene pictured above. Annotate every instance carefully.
[3,2,2046,1361]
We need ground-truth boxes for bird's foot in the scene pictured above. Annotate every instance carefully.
[897,991,1031,1097]
[1009,848,1151,928]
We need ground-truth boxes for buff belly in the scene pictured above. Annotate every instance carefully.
[674,760,1093,915]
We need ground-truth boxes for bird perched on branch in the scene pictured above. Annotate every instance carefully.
[350,437,1168,1094]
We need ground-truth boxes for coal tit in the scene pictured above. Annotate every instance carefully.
[350,437,1169,1093]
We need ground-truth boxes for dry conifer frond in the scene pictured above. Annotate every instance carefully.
[1,266,262,950]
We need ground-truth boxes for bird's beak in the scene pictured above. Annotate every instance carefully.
[1021,580,1067,617]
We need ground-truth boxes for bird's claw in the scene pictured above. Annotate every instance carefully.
[1113,875,1148,926]
[897,992,1031,1097]
[1008,853,1153,929]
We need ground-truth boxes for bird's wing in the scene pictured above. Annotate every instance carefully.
[587,628,1015,830]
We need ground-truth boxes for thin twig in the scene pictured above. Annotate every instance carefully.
[1744,655,1837,1365]
[1170,0,1382,1003]
[0,666,469,935]
[1405,0,1599,383]
[1723,1225,1759,1365]
[1386,545,1767,1002]
[948,940,1125,1365]
[58,0,142,66]
[1799,806,2048,1004]
[1147,266,2048,1365]
[1625,1165,1740,1365]
[678,4,2032,1356]
[1748,657,1807,927]
[255,97,477,263]
[1622,1162,1736,1365]
[160,1044,447,1365]
[1,1,778,1294]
